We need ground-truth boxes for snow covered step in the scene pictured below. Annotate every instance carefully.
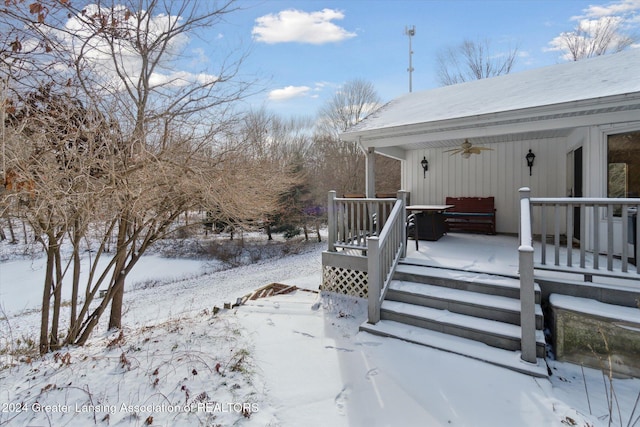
[386,280,543,329]
[360,319,548,378]
[380,300,546,358]
[394,263,541,303]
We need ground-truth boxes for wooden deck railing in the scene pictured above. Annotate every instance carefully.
[327,191,397,252]
[518,188,538,365]
[326,191,408,323]
[519,188,640,363]
[367,198,406,323]
[530,195,640,279]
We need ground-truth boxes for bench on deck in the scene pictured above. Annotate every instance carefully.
[444,196,496,234]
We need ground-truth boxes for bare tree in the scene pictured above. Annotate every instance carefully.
[240,108,317,240]
[316,79,380,195]
[2,82,114,353]
[70,0,294,335]
[315,79,399,196]
[317,79,381,137]
[549,16,636,61]
[2,0,293,353]
[436,38,519,86]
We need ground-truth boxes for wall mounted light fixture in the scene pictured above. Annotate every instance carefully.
[421,156,429,178]
[526,149,536,176]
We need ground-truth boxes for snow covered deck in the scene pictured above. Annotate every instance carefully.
[404,233,520,277]
[403,232,640,288]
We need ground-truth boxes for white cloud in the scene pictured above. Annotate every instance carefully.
[268,81,334,101]
[49,4,210,91]
[314,81,336,90]
[546,1,640,60]
[517,50,534,65]
[546,15,633,59]
[268,85,311,101]
[149,71,218,88]
[577,0,640,19]
[252,9,356,44]
[191,47,208,62]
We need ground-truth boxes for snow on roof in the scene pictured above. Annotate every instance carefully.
[345,48,640,136]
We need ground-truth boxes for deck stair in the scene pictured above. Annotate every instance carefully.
[360,263,549,377]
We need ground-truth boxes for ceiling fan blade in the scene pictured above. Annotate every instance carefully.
[445,141,492,157]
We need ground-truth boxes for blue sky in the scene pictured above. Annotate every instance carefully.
[193,0,640,118]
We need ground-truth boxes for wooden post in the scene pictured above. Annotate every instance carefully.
[636,204,640,274]
[519,246,537,364]
[567,203,573,267]
[328,191,337,252]
[367,236,381,324]
[398,191,408,258]
[518,187,530,244]
[607,204,614,271]
[518,187,537,364]
[366,147,376,198]
[621,205,628,273]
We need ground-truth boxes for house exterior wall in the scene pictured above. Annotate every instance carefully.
[404,137,568,234]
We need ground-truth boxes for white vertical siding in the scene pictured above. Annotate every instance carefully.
[406,138,567,234]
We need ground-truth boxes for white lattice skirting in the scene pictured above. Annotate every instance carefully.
[322,265,368,298]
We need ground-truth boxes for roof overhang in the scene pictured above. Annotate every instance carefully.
[341,92,640,153]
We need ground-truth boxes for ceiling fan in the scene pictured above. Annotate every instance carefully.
[444,139,493,158]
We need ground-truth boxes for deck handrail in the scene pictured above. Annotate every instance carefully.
[519,190,640,361]
[518,187,537,364]
[326,190,408,323]
[530,196,640,277]
[327,191,397,252]
[367,198,406,323]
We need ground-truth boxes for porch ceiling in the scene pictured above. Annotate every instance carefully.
[395,128,574,151]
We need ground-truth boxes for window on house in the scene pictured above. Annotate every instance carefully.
[608,131,640,203]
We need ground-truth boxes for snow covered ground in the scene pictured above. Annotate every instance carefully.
[1,234,639,426]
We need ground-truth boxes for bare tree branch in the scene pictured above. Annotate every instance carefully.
[437,38,518,86]
[314,79,399,195]
[549,16,636,61]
